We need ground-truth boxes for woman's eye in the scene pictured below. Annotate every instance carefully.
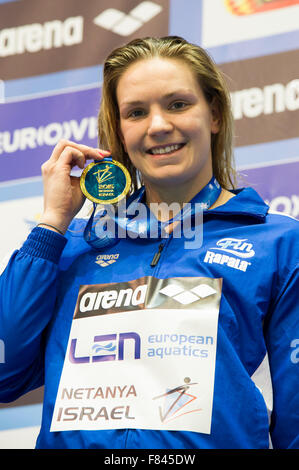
[170,101,187,110]
[128,109,145,118]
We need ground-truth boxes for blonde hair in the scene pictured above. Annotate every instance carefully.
[98,36,236,191]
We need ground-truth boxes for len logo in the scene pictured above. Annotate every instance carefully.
[69,332,141,364]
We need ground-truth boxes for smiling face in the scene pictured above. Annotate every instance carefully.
[116,57,220,203]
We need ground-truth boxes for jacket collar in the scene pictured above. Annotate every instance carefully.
[136,185,269,222]
[206,187,269,222]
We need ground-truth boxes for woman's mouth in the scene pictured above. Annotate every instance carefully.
[146,143,186,156]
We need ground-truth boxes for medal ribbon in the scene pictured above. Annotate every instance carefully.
[83,173,221,250]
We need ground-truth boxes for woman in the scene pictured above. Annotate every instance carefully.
[0,36,298,449]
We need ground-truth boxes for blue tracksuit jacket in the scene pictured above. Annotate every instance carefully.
[0,187,298,449]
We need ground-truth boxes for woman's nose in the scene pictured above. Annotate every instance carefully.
[147,111,174,137]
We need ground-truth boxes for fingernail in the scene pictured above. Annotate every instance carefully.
[98,149,111,156]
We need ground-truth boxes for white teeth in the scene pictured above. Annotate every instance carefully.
[150,144,182,155]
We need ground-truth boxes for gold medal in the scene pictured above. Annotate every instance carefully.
[80,159,131,204]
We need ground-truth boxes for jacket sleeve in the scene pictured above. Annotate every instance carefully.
[0,227,67,402]
[265,262,299,449]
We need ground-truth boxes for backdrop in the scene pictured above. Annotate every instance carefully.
[0,0,299,448]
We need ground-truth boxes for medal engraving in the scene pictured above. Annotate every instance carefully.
[80,159,131,204]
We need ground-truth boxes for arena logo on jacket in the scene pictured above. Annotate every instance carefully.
[50,276,222,435]
[95,253,120,267]
[203,237,255,272]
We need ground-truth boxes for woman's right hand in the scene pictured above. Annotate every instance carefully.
[38,139,111,234]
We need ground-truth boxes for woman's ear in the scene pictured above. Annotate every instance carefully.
[210,97,221,134]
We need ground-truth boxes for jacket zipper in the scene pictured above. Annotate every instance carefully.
[150,242,165,267]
